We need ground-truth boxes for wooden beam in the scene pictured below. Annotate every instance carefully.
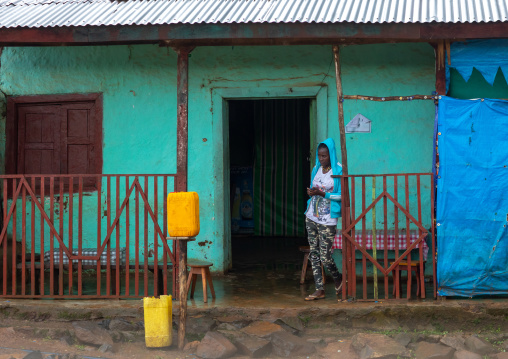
[343,94,436,101]
[169,237,195,350]
[433,42,447,95]
[420,23,508,39]
[177,238,188,350]
[1,22,508,46]
[173,46,194,321]
[333,45,353,299]
[333,45,348,175]
[174,46,194,193]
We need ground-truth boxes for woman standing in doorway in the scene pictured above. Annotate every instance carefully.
[304,138,343,301]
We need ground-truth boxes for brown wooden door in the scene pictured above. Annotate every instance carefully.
[17,105,62,174]
[61,102,97,175]
[7,93,103,192]
[15,100,100,177]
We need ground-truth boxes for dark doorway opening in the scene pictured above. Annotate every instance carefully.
[228,99,311,271]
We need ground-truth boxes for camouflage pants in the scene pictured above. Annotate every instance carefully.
[305,217,342,291]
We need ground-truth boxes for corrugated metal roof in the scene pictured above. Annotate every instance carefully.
[0,0,507,28]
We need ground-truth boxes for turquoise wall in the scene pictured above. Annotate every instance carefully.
[0,45,178,273]
[0,43,436,274]
[339,44,435,274]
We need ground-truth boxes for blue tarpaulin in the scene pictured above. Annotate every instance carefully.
[446,39,508,88]
[437,96,508,297]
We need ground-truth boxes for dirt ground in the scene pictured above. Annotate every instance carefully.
[0,321,182,359]
[0,319,359,359]
[1,267,508,359]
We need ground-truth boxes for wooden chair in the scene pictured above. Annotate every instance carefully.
[391,260,425,298]
[299,246,325,285]
[186,260,216,303]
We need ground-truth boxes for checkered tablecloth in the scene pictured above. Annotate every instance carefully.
[44,248,126,266]
[333,230,429,260]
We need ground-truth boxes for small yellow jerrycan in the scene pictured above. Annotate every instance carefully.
[143,295,172,347]
[167,192,200,237]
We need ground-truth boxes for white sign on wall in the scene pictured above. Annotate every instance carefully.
[346,114,372,133]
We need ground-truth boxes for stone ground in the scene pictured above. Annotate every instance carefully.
[2,247,508,359]
[1,297,508,359]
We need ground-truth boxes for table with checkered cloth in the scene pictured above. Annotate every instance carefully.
[333,230,429,260]
[43,248,126,266]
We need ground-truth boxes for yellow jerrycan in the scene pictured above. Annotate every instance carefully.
[167,192,200,237]
[143,295,172,347]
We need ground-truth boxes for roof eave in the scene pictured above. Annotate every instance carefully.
[0,22,507,46]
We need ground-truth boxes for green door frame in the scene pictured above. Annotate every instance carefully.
[211,85,328,271]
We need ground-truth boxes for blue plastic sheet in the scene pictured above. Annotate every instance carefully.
[437,96,508,297]
[446,40,508,89]
[432,105,438,193]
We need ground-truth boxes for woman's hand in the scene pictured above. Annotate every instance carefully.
[307,187,326,198]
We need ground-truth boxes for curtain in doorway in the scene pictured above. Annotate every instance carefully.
[253,99,309,237]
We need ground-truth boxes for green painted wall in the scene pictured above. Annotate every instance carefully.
[0,45,178,275]
[338,44,435,274]
[0,43,436,274]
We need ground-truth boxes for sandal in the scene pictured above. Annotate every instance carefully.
[305,294,325,301]
[338,296,356,303]
[335,282,343,295]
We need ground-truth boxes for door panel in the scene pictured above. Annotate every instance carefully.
[67,145,89,174]
[17,106,61,174]
[61,103,95,175]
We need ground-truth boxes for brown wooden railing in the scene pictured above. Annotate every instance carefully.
[0,174,177,299]
[338,173,436,301]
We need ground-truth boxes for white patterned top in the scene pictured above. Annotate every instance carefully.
[305,167,338,226]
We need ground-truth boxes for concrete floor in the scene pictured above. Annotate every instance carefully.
[1,267,501,313]
[186,267,431,309]
[2,237,507,319]
[4,250,433,308]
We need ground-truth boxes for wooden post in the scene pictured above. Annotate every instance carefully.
[169,236,195,350]
[332,45,348,174]
[173,46,195,300]
[434,41,446,95]
[177,239,188,350]
[175,46,194,193]
[333,45,353,298]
